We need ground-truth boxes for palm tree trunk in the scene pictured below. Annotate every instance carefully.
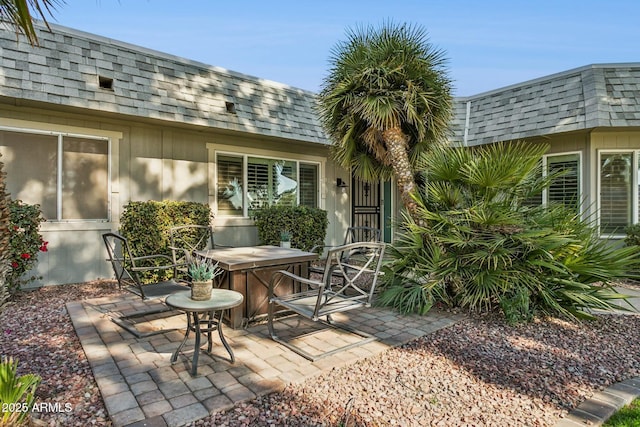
[382,127,420,221]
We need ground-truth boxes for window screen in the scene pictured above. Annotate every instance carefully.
[0,130,57,219]
[0,130,108,221]
[62,137,108,220]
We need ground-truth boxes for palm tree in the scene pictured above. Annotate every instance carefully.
[317,22,453,220]
[0,0,62,45]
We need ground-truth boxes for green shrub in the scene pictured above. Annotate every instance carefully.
[379,141,640,323]
[253,205,328,251]
[0,356,41,426]
[7,200,47,293]
[624,224,640,247]
[119,200,212,282]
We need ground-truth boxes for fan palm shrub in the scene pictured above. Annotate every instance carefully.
[379,141,640,323]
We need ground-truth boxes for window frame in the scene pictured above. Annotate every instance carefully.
[597,149,638,238]
[213,149,322,219]
[0,125,112,223]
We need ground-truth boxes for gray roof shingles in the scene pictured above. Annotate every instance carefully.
[453,64,640,146]
[1,24,639,148]
[0,23,329,145]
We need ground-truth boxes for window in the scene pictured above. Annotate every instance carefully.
[299,163,318,208]
[247,157,297,214]
[0,129,109,221]
[599,152,633,235]
[525,153,581,211]
[216,155,244,216]
[544,153,581,214]
[216,152,320,217]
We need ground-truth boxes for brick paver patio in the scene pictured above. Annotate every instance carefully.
[67,293,463,427]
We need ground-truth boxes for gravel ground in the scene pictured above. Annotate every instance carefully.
[2,281,640,426]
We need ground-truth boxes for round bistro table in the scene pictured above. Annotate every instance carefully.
[165,289,244,376]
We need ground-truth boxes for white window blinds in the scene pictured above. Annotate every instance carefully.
[546,154,580,214]
[600,152,632,234]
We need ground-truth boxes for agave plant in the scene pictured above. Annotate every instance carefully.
[188,257,221,282]
[379,141,640,323]
[0,356,41,426]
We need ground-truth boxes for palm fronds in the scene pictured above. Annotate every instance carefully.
[379,141,640,323]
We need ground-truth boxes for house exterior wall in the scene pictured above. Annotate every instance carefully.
[2,22,640,287]
[0,102,341,286]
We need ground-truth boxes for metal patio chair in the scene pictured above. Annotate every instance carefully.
[268,241,386,361]
[309,226,382,278]
[102,232,189,337]
[169,224,229,284]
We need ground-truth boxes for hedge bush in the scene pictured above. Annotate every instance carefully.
[119,200,212,282]
[253,205,328,251]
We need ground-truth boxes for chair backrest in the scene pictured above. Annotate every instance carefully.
[169,225,215,267]
[102,232,139,291]
[343,226,382,245]
[315,241,386,316]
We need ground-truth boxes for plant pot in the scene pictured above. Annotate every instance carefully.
[280,241,291,248]
[191,280,212,301]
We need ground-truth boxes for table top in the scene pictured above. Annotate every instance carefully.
[196,245,318,271]
[165,289,244,312]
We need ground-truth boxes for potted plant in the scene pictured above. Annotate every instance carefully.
[280,230,291,248]
[188,258,222,301]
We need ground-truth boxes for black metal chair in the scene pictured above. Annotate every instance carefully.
[102,232,189,337]
[268,241,386,361]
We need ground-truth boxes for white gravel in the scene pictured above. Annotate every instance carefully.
[2,281,640,426]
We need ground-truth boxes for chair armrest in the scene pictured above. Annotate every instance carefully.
[130,254,177,272]
[271,269,323,289]
[310,244,334,255]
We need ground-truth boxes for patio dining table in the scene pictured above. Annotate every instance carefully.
[195,245,318,328]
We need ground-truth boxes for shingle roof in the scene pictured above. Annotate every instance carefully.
[1,24,638,149]
[451,64,640,146]
[0,23,329,145]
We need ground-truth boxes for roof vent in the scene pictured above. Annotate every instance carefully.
[225,101,236,114]
[98,75,114,90]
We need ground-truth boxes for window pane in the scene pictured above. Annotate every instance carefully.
[547,154,580,213]
[0,130,57,219]
[600,153,632,234]
[248,157,297,215]
[62,137,108,220]
[299,163,318,208]
[217,155,244,216]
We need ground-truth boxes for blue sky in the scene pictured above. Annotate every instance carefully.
[51,0,640,96]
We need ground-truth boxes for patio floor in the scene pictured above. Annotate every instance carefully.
[67,293,464,427]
